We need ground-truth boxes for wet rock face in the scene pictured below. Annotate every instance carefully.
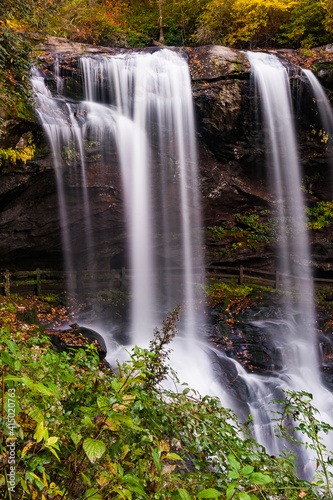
[209,298,333,391]
[0,43,332,271]
[49,323,107,360]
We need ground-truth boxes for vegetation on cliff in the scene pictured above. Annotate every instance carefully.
[1,0,333,119]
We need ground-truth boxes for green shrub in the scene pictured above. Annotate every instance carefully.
[0,307,330,498]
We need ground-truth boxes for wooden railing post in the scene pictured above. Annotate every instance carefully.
[275,270,280,290]
[35,268,41,296]
[238,265,243,285]
[4,270,10,297]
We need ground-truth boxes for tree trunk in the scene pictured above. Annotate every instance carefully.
[158,0,165,43]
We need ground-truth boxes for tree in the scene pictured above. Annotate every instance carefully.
[158,0,165,43]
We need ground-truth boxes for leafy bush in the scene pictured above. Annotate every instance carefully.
[0,0,61,119]
[306,201,333,230]
[0,141,35,168]
[0,307,331,498]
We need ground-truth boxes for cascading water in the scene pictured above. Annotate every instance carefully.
[79,51,203,341]
[32,48,333,477]
[303,68,333,141]
[32,49,219,395]
[247,52,333,471]
[247,52,317,382]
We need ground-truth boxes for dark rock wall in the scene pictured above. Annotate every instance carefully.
[0,44,332,272]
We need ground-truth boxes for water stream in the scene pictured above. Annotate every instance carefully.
[303,68,333,141]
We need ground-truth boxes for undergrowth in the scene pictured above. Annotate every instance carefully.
[0,307,332,499]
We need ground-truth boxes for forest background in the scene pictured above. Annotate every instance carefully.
[1,0,333,119]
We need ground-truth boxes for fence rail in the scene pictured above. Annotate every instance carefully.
[1,265,333,297]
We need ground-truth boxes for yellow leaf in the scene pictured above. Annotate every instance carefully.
[104,420,120,431]
[162,464,176,475]
[160,440,170,453]
[43,471,48,488]
[111,404,127,412]
[32,490,38,500]
[10,58,13,63]
[96,473,109,488]
[21,440,35,458]
[15,412,37,432]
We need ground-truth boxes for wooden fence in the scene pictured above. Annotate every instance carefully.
[1,265,333,297]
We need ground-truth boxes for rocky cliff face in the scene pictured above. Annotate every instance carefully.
[0,41,332,273]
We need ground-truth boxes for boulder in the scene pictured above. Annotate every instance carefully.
[48,323,107,360]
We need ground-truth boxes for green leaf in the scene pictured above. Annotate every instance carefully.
[1,351,15,368]
[111,379,122,392]
[5,339,17,355]
[34,383,54,396]
[249,473,273,484]
[21,477,30,494]
[34,420,45,443]
[227,471,239,479]
[97,395,110,411]
[46,436,59,447]
[240,465,254,476]
[238,493,251,500]
[71,432,82,447]
[45,445,61,461]
[25,471,45,490]
[197,488,221,498]
[14,360,22,370]
[178,489,192,500]
[83,438,106,463]
[152,449,162,475]
[84,488,103,499]
[123,475,147,498]
[84,416,94,427]
[165,452,183,461]
[46,382,60,399]
[30,408,44,423]
[62,371,75,383]
[81,472,92,487]
[228,454,240,470]
[226,486,235,500]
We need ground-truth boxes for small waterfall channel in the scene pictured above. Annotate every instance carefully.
[32,48,333,477]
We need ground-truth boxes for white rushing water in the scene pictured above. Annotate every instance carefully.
[247,52,333,470]
[247,52,317,380]
[32,49,208,368]
[303,68,333,140]
[32,49,333,477]
[79,50,203,342]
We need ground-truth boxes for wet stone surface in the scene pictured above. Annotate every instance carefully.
[48,323,107,360]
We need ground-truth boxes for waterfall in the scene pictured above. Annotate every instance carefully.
[303,68,333,141]
[32,49,204,351]
[247,52,318,384]
[80,50,203,342]
[32,48,333,476]
[247,52,333,471]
